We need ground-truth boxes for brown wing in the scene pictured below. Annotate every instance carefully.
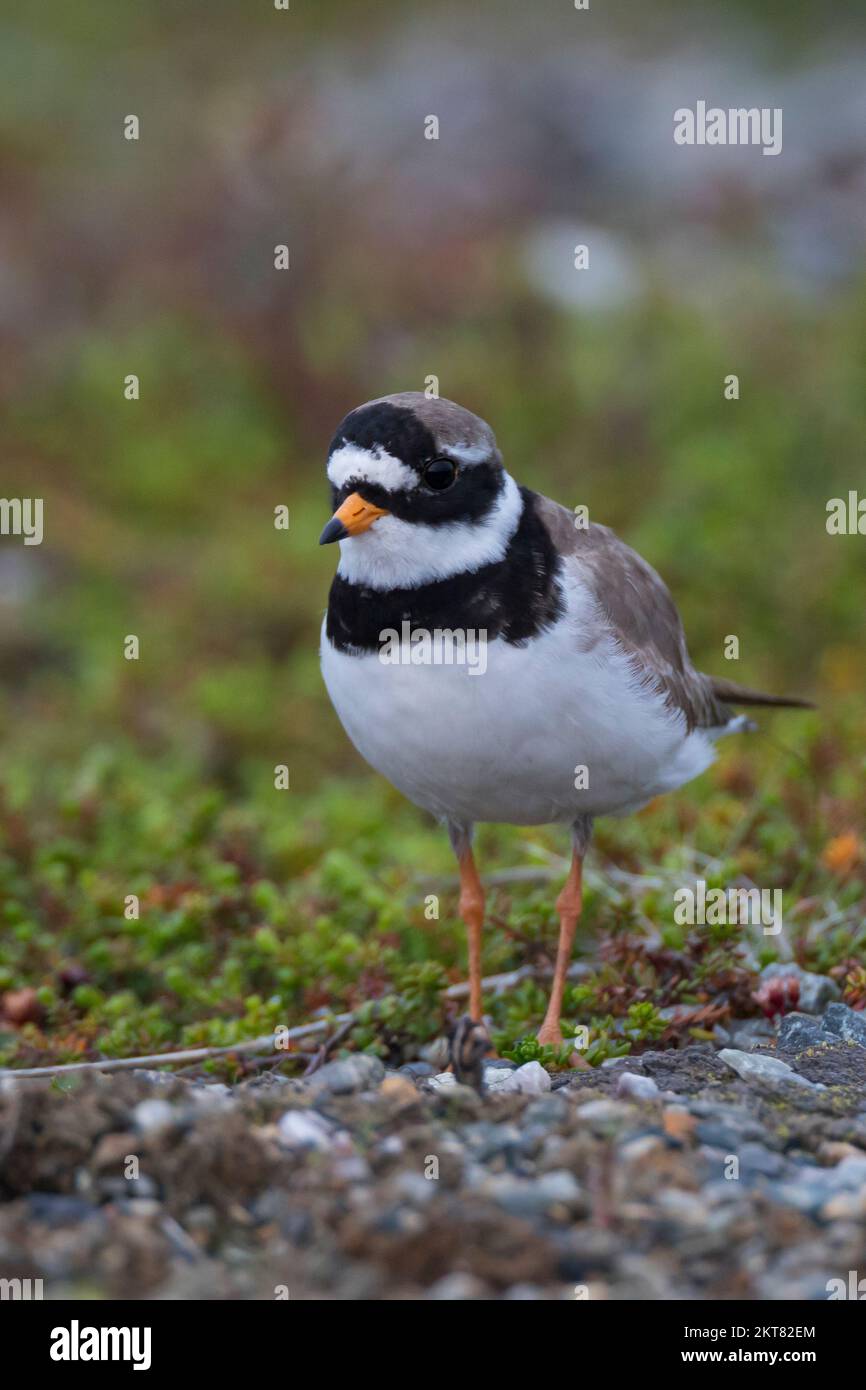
[534,493,734,733]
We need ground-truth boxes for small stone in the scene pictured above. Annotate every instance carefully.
[100,1175,159,1200]
[307,1053,385,1096]
[25,1193,101,1226]
[737,1143,786,1178]
[759,963,840,1015]
[824,1153,866,1190]
[277,1109,333,1151]
[132,1099,178,1137]
[657,1188,707,1227]
[483,1169,582,1218]
[194,1081,232,1097]
[718,1048,824,1089]
[427,1273,489,1300]
[392,1171,437,1206]
[463,1121,521,1161]
[535,1169,582,1206]
[663,1107,697,1141]
[615,1071,660,1101]
[777,1012,835,1052]
[485,1060,551,1095]
[822,1191,866,1220]
[332,1155,370,1184]
[620,1134,667,1164]
[574,1098,633,1125]
[823,1003,866,1047]
[521,1096,566,1127]
[817,1141,862,1165]
[377,1134,404,1158]
[120,1197,163,1219]
[379,1075,419,1106]
[398,1061,435,1079]
[189,1084,235,1112]
[694,1120,740,1149]
[427,1071,457,1090]
[726,1017,776,1050]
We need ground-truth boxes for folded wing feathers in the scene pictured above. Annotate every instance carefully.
[533,493,813,733]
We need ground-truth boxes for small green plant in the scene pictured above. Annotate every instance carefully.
[501,1035,574,1069]
[623,1001,667,1043]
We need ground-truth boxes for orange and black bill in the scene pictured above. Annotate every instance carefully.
[319,491,390,545]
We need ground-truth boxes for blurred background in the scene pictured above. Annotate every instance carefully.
[1,0,865,1065]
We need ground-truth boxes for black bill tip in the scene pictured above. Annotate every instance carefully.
[319,517,349,545]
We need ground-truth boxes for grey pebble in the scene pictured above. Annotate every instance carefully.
[522,1096,567,1127]
[462,1121,522,1161]
[100,1175,159,1200]
[25,1193,102,1227]
[427,1273,489,1300]
[306,1053,385,1096]
[482,1169,582,1218]
[615,1071,660,1101]
[777,1012,837,1052]
[824,1002,866,1047]
[718,1048,825,1090]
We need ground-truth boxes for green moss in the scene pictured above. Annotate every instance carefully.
[0,705,863,1072]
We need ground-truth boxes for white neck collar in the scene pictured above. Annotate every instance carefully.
[335,473,523,591]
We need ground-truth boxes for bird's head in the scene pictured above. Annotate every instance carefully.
[319,392,522,588]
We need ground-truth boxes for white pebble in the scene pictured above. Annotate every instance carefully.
[132,1099,177,1137]
[277,1109,333,1151]
[486,1060,551,1095]
[615,1071,660,1101]
[427,1072,458,1090]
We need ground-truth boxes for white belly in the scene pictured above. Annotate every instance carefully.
[320,583,716,827]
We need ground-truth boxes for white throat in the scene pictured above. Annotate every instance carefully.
[336,472,524,591]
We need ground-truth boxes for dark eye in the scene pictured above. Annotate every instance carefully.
[423,457,457,490]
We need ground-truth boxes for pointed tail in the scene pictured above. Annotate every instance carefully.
[710,677,815,711]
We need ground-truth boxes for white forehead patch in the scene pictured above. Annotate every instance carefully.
[327,444,418,494]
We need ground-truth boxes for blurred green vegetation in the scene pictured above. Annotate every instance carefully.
[1,1,865,1067]
[1,706,865,1071]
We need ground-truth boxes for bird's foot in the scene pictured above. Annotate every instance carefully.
[536,1019,563,1049]
[536,1020,591,1070]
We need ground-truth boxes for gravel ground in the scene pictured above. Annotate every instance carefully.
[2,984,866,1301]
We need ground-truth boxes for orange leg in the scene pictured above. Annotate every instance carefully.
[537,848,584,1049]
[457,845,485,1022]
